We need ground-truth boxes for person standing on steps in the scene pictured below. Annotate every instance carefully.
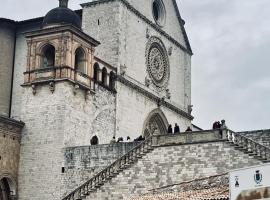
[168,124,173,134]
[90,135,99,145]
[174,123,180,134]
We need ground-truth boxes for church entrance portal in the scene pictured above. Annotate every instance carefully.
[0,178,11,200]
[143,109,168,138]
[0,177,15,200]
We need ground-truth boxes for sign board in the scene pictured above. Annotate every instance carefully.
[230,164,270,200]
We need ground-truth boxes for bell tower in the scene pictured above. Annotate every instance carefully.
[23,0,100,94]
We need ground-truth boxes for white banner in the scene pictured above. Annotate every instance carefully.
[230,164,270,200]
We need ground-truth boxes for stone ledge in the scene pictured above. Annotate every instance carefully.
[0,115,24,129]
[152,129,225,147]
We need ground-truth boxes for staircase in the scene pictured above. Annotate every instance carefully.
[237,129,270,148]
[62,129,270,200]
[62,136,154,200]
[226,129,270,163]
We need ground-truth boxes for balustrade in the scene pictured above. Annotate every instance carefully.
[226,129,270,162]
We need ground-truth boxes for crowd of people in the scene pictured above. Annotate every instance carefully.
[90,121,208,146]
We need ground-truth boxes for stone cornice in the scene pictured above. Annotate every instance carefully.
[25,25,101,47]
[172,0,193,54]
[81,0,193,55]
[0,115,25,129]
[117,75,194,120]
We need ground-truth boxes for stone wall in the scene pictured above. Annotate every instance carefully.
[0,115,24,197]
[82,0,121,68]
[124,0,187,46]
[118,2,191,109]
[63,142,140,195]
[85,141,262,199]
[115,81,191,140]
[17,82,116,200]
[0,19,15,116]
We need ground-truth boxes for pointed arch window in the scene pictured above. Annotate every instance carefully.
[41,44,55,68]
[75,48,86,73]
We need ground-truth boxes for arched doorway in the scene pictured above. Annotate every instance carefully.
[0,177,16,200]
[142,109,168,138]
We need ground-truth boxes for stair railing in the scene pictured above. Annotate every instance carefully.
[62,136,153,200]
[227,129,270,162]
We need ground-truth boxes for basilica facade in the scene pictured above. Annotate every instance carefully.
[0,0,194,199]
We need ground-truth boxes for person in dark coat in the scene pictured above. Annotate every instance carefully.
[168,124,173,134]
[117,137,124,142]
[174,123,180,134]
[90,135,99,145]
[134,135,145,142]
[217,121,221,129]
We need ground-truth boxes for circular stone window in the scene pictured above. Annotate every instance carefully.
[152,0,166,27]
[146,37,170,90]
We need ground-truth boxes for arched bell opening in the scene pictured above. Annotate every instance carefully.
[40,44,55,68]
[101,67,107,85]
[74,47,86,73]
[142,108,168,138]
[93,62,100,82]
[109,71,116,90]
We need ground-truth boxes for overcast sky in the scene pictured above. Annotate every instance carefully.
[1,0,270,131]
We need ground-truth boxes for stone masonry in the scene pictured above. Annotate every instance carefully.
[0,115,24,197]
[85,141,262,200]
[63,142,140,196]
[17,82,116,200]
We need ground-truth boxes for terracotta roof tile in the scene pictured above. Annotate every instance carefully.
[130,174,229,200]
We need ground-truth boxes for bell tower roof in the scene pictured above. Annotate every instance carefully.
[42,0,81,29]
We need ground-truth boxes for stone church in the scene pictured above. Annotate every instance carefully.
[0,0,269,199]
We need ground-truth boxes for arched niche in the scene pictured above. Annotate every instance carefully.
[40,44,55,68]
[74,47,86,73]
[142,108,169,138]
[101,67,107,85]
[109,71,116,90]
[93,62,100,82]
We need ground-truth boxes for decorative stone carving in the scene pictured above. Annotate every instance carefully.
[146,37,170,91]
[188,105,193,114]
[49,82,55,93]
[146,27,150,39]
[120,64,127,76]
[31,84,36,95]
[168,46,173,56]
[73,84,80,95]
[145,77,151,87]
[166,89,171,99]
